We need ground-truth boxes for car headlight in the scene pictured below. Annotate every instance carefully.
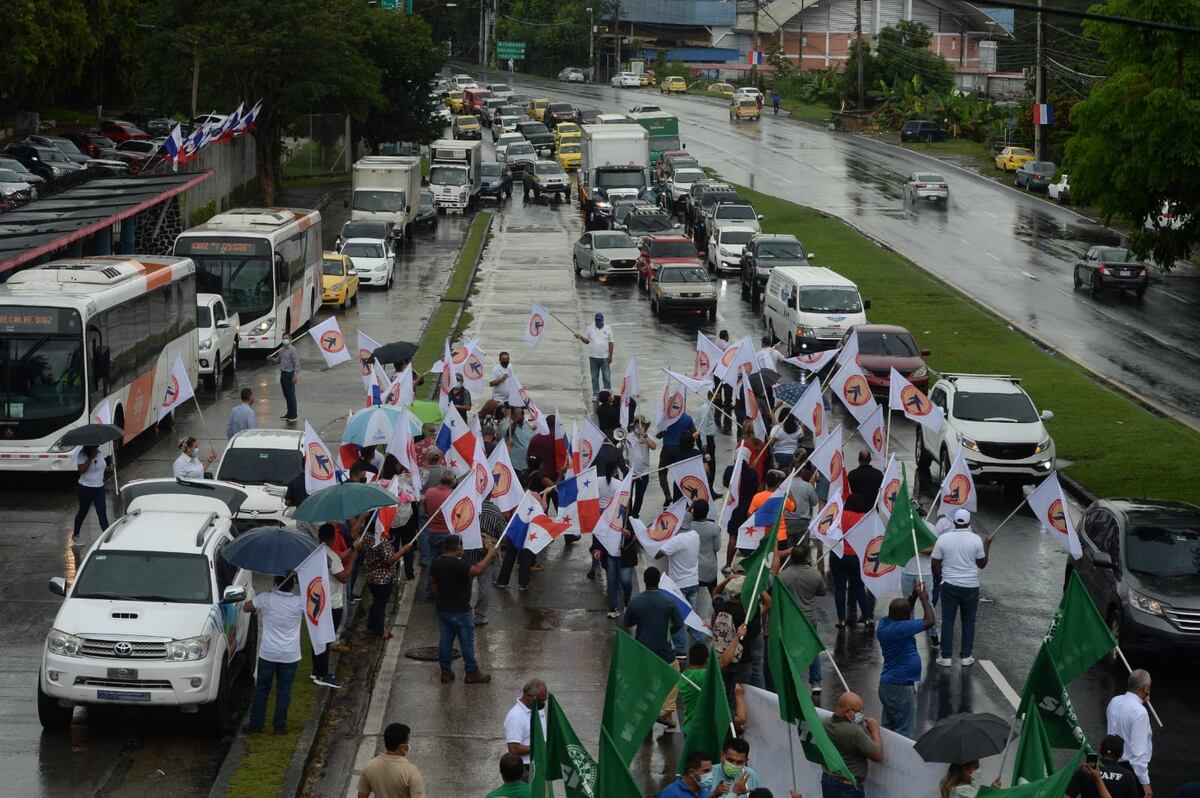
[960,437,981,452]
[911,366,928,378]
[1129,589,1165,617]
[255,318,275,334]
[199,338,213,351]
[594,200,611,209]
[166,635,211,662]
[47,629,84,657]
[797,326,816,337]
[1034,437,1052,454]
[595,254,610,263]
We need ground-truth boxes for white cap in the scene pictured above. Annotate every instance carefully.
[954,508,972,526]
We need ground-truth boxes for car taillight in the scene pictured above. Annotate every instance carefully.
[1141,266,1149,276]
[916,183,928,189]
[1033,174,1042,179]
[1098,266,1110,275]
[938,184,947,190]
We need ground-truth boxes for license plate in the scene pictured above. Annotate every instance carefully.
[107,667,138,680]
[97,690,151,702]
[1118,270,1131,277]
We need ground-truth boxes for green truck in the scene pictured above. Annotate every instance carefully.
[627,111,681,166]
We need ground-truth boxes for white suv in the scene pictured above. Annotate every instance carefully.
[215,429,305,525]
[916,373,1056,486]
[197,293,239,387]
[39,484,255,735]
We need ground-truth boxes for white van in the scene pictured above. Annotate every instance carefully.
[763,266,870,355]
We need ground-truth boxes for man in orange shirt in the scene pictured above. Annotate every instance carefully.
[745,469,796,551]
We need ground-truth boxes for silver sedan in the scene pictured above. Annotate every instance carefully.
[572,231,641,280]
[903,171,949,205]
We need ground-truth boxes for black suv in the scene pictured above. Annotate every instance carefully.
[545,102,580,127]
[1070,498,1200,655]
[686,182,739,243]
[515,121,554,154]
[739,233,810,305]
[900,120,949,143]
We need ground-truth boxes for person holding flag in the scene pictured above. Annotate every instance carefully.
[574,311,615,401]
[430,534,499,683]
[931,508,992,667]
[268,332,301,422]
[874,580,935,738]
[621,566,684,728]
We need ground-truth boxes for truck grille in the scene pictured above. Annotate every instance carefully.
[76,677,174,690]
[816,327,845,339]
[609,259,635,271]
[976,442,1037,460]
[80,639,168,660]
[1164,607,1200,634]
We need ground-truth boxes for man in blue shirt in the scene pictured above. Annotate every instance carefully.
[623,567,684,727]
[701,737,762,793]
[226,388,257,439]
[657,410,697,504]
[875,580,934,738]
[658,750,713,797]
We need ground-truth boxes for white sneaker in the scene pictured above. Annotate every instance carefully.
[606,610,620,619]
[935,657,953,667]
[960,656,976,666]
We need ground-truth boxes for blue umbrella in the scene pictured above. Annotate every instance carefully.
[222,526,317,576]
[773,381,808,406]
[342,405,421,447]
[293,481,397,523]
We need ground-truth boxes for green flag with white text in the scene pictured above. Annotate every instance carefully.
[1011,695,1056,785]
[531,695,597,798]
[979,749,1084,798]
[1018,644,1090,751]
[677,647,733,772]
[597,725,645,798]
[792,651,857,786]
[601,630,680,766]
[739,531,775,622]
[768,575,825,724]
[878,466,939,567]
[1043,570,1115,685]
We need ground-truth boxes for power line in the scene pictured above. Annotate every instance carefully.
[971,1,1200,35]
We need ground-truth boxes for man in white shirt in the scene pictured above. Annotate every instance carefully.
[902,515,949,647]
[243,576,305,733]
[656,528,703,658]
[931,508,991,667]
[489,351,513,406]
[503,678,548,772]
[1106,669,1154,796]
[575,312,614,401]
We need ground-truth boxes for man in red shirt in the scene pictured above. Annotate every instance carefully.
[419,473,457,600]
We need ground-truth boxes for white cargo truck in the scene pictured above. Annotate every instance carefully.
[349,156,422,240]
[578,124,650,228]
[428,139,483,212]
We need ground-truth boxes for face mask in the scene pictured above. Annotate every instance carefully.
[282,338,291,346]
[721,760,744,778]
[853,711,865,725]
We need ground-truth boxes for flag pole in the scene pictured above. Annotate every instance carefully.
[985,497,1028,541]
[822,648,851,693]
[994,712,1021,785]
[1113,646,1164,728]
[883,407,893,457]
[544,308,580,337]
[191,394,206,427]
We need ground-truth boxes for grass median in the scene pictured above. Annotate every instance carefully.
[733,183,1200,500]
[414,210,492,374]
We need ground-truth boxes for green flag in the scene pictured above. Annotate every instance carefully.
[677,648,734,771]
[597,726,644,797]
[791,649,857,786]
[1018,644,1090,751]
[601,630,681,765]
[878,465,939,567]
[531,695,597,798]
[1043,570,1116,685]
[739,531,775,623]
[1011,696,1056,785]
[979,749,1084,798]
[767,576,825,724]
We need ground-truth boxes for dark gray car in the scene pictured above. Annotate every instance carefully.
[1014,160,1056,192]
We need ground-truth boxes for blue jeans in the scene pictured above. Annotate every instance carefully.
[809,651,823,686]
[248,658,298,732]
[588,356,611,398]
[670,584,707,656]
[830,552,872,623]
[437,610,479,672]
[821,771,865,798]
[74,483,109,537]
[605,555,634,611]
[878,681,917,738]
[747,635,765,689]
[939,583,980,659]
[279,370,297,418]
[901,572,941,639]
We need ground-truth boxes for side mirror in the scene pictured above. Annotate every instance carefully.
[920,348,931,357]
[1092,551,1115,570]
[807,252,816,259]
[204,471,213,479]
[787,297,797,309]
[343,200,349,209]
[48,577,67,597]
[216,319,231,329]
[222,585,247,603]
[348,268,358,276]
[1040,409,1055,421]
[757,214,765,220]
[863,299,872,310]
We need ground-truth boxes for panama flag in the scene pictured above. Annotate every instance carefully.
[235,99,262,135]
[92,399,112,426]
[737,471,794,549]
[486,442,522,512]
[668,454,712,505]
[595,471,633,556]
[660,573,712,635]
[694,331,723,381]
[829,356,878,424]
[158,354,196,421]
[1032,102,1053,125]
[367,361,391,406]
[716,447,749,532]
[556,467,601,535]
[1027,473,1082,559]
[792,376,828,442]
[876,455,902,520]
[889,368,944,432]
[440,475,484,549]
[810,423,846,485]
[435,404,477,476]
[747,50,764,64]
[809,482,847,557]
[524,300,551,348]
[163,124,185,171]
[619,356,639,428]
[308,316,351,368]
[781,348,838,372]
[303,421,339,494]
[504,491,572,555]
[857,403,887,463]
[844,510,899,598]
[577,417,607,471]
[216,102,244,143]
[742,377,767,440]
[937,443,978,513]
[358,331,382,394]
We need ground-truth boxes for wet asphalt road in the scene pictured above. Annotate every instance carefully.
[507,76,1200,428]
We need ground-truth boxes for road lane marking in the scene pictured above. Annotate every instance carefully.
[980,659,1020,709]
[1020,270,1040,281]
[959,237,971,245]
[987,252,1001,261]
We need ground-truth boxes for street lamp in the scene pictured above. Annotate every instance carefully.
[586,7,594,82]
[136,23,200,121]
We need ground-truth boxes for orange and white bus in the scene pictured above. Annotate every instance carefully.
[173,207,322,350]
[0,255,198,471]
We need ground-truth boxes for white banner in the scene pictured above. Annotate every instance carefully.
[308,316,352,367]
[295,544,338,656]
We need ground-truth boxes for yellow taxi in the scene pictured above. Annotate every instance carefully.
[729,97,760,121]
[452,115,482,140]
[708,82,735,97]
[444,90,465,113]
[638,73,652,87]
[660,76,688,94]
[556,141,582,171]
[321,252,359,309]
[527,98,550,121]
[995,146,1035,172]
[554,122,582,148]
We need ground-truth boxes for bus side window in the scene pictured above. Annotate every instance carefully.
[87,327,106,393]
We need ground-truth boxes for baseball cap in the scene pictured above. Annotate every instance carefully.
[954,508,971,526]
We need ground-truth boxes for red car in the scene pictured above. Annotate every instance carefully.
[636,235,702,291]
[98,120,150,143]
[842,324,930,396]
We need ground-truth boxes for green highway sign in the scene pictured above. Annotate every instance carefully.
[496,41,526,58]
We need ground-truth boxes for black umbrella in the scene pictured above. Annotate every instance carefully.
[913,712,1012,764]
[58,423,124,447]
[371,341,419,368]
[222,526,318,576]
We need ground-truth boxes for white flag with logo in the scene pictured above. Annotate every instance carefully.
[303,421,339,494]
[843,510,900,598]
[439,474,484,549]
[577,417,607,471]
[619,356,639,429]
[295,544,338,655]
[714,336,757,387]
[486,442,522,513]
[889,368,943,432]
[937,444,978,513]
[809,482,846,557]
[716,446,748,532]
[781,349,838,372]
[92,400,112,425]
[830,357,878,425]
[791,377,828,442]
[1027,472,1082,559]
[810,423,846,485]
[595,471,633,557]
[668,454,712,505]
[385,408,422,488]
[665,369,711,394]
[741,377,767,440]
[694,331,723,381]
[653,376,687,434]
[857,403,887,463]
[158,354,196,421]
[309,316,352,367]
[835,330,859,369]
[357,330,382,393]
[523,301,551,348]
[386,364,414,408]
[876,455,902,520]
[507,371,549,435]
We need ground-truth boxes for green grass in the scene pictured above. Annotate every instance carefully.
[281,172,351,187]
[413,210,493,374]
[901,139,994,170]
[224,626,317,798]
[733,183,1200,500]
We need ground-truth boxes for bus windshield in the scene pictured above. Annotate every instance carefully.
[650,136,681,153]
[180,238,274,322]
[0,323,86,440]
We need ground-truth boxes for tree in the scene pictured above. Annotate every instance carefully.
[1065,0,1200,269]
[361,13,446,151]
[495,0,600,75]
[875,21,954,95]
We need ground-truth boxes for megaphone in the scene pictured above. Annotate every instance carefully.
[612,427,627,443]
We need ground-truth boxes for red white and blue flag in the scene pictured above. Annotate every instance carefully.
[435,404,477,476]
[358,330,382,395]
[504,491,572,555]
[215,102,244,144]
[660,573,712,635]
[736,471,795,549]
[1032,103,1053,125]
[163,124,185,171]
[748,51,764,64]
[235,100,262,136]
[555,466,601,535]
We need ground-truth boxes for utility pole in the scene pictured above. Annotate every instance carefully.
[856,0,864,109]
[587,6,594,82]
[1034,0,1045,160]
[751,0,760,83]
[613,0,622,69]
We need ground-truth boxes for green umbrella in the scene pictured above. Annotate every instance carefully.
[408,400,444,426]
[293,481,396,522]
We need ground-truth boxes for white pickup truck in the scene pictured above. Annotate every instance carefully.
[197,293,239,387]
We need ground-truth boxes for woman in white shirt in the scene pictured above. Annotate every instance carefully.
[173,436,216,479]
[765,413,804,469]
[73,445,112,541]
